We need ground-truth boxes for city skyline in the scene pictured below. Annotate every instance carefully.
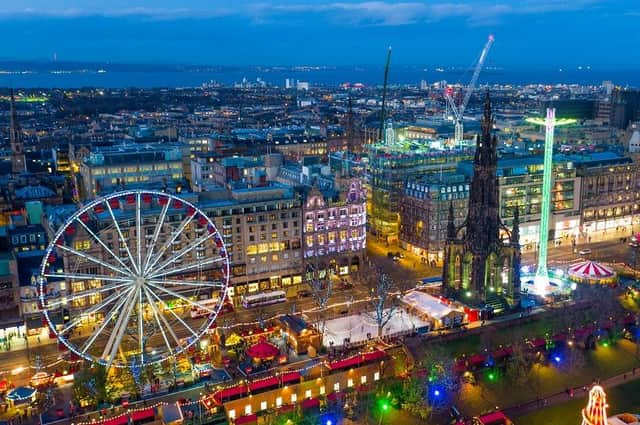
[0,0,638,68]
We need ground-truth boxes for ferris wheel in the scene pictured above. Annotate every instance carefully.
[38,190,231,369]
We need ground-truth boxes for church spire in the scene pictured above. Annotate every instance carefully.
[447,201,456,239]
[511,207,520,246]
[475,91,495,167]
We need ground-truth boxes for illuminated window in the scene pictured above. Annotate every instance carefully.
[291,394,297,403]
[246,245,257,255]
[74,240,91,251]
[318,234,325,245]
[261,256,267,263]
[334,383,340,392]
[320,386,325,395]
[260,401,267,411]
[305,223,313,232]
[272,254,279,262]
[271,232,278,239]
[347,379,353,388]
[340,230,347,241]
[276,397,282,407]
[305,389,312,398]
[374,372,380,381]
[328,232,335,243]
[258,243,269,254]
[244,405,252,415]
[306,236,314,247]
[228,410,236,419]
[361,376,367,384]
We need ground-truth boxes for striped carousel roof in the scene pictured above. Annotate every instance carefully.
[568,261,615,279]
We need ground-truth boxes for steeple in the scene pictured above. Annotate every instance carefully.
[9,89,27,174]
[447,202,456,239]
[511,207,520,246]
[475,91,496,167]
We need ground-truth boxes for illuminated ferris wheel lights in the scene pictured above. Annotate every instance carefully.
[39,190,230,369]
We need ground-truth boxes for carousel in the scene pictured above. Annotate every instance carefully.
[568,260,618,286]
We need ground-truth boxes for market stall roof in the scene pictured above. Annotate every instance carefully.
[6,386,36,401]
[248,376,279,392]
[327,350,386,371]
[476,411,512,424]
[401,291,463,320]
[245,340,279,359]
[568,260,616,279]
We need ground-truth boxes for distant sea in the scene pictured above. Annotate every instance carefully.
[0,64,638,89]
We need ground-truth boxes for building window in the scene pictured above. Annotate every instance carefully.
[260,401,267,411]
[361,376,367,384]
[320,386,325,395]
[74,240,91,251]
[291,394,297,403]
[347,379,354,388]
[333,383,340,392]
[305,389,312,398]
[228,410,236,419]
[374,372,380,381]
[276,397,282,407]
[244,405,252,415]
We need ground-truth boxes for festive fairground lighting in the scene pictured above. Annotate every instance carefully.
[581,385,608,425]
[525,109,576,295]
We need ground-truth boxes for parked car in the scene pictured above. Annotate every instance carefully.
[579,248,592,255]
[297,289,311,298]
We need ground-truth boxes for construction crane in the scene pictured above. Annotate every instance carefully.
[379,46,392,143]
[445,35,494,146]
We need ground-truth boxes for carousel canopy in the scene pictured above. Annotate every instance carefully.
[246,340,279,359]
[7,386,36,401]
[568,261,616,280]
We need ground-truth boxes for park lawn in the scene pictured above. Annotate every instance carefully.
[457,339,640,416]
[517,379,640,425]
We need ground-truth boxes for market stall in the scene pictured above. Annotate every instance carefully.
[567,260,618,285]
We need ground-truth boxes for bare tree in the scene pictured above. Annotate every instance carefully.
[368,272,399,338]
[310,270,333,340]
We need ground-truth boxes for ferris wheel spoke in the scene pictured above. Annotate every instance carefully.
[55,243,131,277]
[145,288,199,339]
[44,272,132,284]
[137,288,145,364]
[106,200,139,275]
[143,211,197,275]
[148,278,224,289]
[150,231,216,277]
[59,287,132,335]
[142,199,169,275]
[102,289,138,369]
[79,289,134,354]
[45,280,132,308]
[148,256,225,279]
[76,218,132,274]
[136,193,142,273]
[143,286,180,355]
[146,281,217,314]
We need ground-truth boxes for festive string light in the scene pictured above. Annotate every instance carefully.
[581,385,608,425]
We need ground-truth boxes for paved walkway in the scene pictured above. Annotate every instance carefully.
[504,367,640,419]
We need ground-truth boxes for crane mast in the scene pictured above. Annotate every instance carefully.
[447,35,494,147]
[379,46,392,143]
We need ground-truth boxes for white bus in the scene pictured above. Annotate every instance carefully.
[190,298,233,318]
[241,291,287,309]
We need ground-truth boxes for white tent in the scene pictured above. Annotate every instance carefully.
[322,309,431,348]
[401,291,466,328]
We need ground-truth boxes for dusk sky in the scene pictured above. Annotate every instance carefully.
[0,0,638,68]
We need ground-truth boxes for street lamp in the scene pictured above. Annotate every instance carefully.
[525,109,576,295]
[378,401,389,425]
